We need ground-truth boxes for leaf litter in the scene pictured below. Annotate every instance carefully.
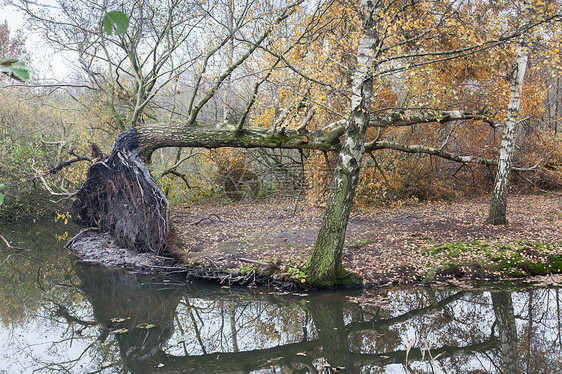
[171,194,562,287]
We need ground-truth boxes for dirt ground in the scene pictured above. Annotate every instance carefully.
[171,194,562,287]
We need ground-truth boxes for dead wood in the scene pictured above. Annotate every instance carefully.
[46,155,92,175]
[187,213,222,226]
[0,234,26,251]
[237,257,270,266]
[72,129,170,255]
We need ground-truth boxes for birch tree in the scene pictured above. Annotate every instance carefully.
[14,0,562,285]
[306,0,380,285]
[486,36,530,225]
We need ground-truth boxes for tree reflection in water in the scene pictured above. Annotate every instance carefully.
[2,260,562,373]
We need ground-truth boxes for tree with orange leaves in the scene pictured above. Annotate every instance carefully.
[18,0,562,285]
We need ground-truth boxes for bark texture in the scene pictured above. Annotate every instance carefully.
[307,0,380,284]
[486,44,529,225]
[73,129,170,254]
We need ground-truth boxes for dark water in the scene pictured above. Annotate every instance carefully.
[0,223,561,374]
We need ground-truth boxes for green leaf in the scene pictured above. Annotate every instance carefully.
[0,59,30,81]
[103,11,129,36]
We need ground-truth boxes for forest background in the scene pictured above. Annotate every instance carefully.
[0,0,561,226]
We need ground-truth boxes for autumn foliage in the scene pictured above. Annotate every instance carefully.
[247,0,562,206]
[1,0,562,220]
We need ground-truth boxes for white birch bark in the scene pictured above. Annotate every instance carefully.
[486,43,529,225]
[307,0,380,284]
[223,0,235,124]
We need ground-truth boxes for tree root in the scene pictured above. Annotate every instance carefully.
[73,129,170,254]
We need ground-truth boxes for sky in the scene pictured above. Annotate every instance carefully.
[2,0,70,80]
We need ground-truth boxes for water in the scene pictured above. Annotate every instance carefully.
[0,222,561,374]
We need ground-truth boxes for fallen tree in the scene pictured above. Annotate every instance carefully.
[24,0,560,286]
[73,129,170,254]
[67,108,531,261]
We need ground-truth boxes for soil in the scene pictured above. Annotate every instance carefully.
[67,229,180,273]
[171,194,562,287]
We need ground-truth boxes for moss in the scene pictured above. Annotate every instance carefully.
[523,261,549,275]
[422,240,562,282]
[239,265,259,275]
[304,267,363,288]
[521,254,562,275]
[353,238,370,246]
[307,172,351,285]
[551,255,562,269]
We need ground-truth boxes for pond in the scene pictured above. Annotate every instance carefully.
[0,222,560,373]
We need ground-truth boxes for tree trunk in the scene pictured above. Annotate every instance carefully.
[491,291,519,374]
[486,43,529,225]
[307,0,380,285]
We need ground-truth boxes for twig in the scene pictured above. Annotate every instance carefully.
[204,256,220,269]
[516,150,555,172]
[293,149,307,214]
[237,258,270,266]
[0,253,16,267]
[0,234,26,251]
[515,171,562,196]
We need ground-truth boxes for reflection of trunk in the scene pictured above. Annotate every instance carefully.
[486,43,529,225]
[64,269,507,373]
[491,291,519,374]
[229,304,239,352]
[308,294,355,371]
[75,264,182,371]
[307,0,380,284]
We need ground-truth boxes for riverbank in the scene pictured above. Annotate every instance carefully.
[169,194,562,288]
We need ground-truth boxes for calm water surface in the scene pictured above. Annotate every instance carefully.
[0,222,561,373]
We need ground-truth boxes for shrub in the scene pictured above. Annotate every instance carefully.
[210,148,259,200]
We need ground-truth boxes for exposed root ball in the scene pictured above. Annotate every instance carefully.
[73,129,169,254]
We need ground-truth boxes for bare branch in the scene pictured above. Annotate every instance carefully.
[365,139,540,172]
[369,110,496,128]
[45,156,92,174]
[33,166,77,197]
[188,1,305,124]
[0,235,26,251]
[236,58,282,132]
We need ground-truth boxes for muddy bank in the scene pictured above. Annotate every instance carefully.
[66,230,180,273]
[66,229,298,289]
[67,194,562,288]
